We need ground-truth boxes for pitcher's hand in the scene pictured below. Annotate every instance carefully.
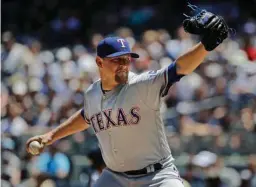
[26,133,53,155]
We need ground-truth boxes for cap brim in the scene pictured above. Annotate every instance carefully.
[106,51,139,58]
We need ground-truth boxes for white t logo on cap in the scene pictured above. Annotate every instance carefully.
[117,39,126,48]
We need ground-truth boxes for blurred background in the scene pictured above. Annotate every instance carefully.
[1,0,256,187]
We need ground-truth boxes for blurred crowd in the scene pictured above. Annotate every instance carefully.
[1,25,256,186]
[1,0,256,186]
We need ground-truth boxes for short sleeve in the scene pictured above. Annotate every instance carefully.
[80,96,91,124]
[80,108,90,124]
[134,62,184,109]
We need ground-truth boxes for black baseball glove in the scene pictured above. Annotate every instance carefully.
[182,3,235,51]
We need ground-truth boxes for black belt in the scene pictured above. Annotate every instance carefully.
[124,163,163,175]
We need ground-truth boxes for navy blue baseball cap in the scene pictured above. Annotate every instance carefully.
[96,37,139,58]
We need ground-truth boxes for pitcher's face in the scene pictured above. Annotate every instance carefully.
[101,54,131,84]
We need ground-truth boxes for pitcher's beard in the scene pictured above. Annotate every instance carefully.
[115,71,128,84]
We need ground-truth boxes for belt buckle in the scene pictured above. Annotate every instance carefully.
[146,165,155,173]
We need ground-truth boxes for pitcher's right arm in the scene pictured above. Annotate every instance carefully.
[26,108,90,155]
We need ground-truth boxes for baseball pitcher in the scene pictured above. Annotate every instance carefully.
[26,4,232,187]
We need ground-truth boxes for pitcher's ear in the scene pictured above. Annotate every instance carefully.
[96,56,103,68]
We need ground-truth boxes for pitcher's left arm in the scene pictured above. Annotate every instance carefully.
[176,3,232,74]
[176,42,208,75]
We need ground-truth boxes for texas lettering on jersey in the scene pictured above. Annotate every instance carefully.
[89,106,141,133]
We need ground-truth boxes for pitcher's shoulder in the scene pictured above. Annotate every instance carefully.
[128,71,143,84]
[84,79,101,95]
[128,70,156,84]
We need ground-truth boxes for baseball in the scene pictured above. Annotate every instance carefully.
[29,141,42,155]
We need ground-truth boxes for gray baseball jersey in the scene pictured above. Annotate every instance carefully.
[81,62,184,172]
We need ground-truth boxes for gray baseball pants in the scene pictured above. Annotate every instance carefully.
[92,157,184,187]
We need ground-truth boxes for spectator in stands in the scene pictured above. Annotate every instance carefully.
[1,31,33,76]
[32,142,71,184]
[87,149,106,187]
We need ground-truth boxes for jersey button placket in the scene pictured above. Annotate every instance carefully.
[102,96,116,169]
[109,131,116,155]
[108,130,117,167]
[109,131,124,168]
[113,148,124,167]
